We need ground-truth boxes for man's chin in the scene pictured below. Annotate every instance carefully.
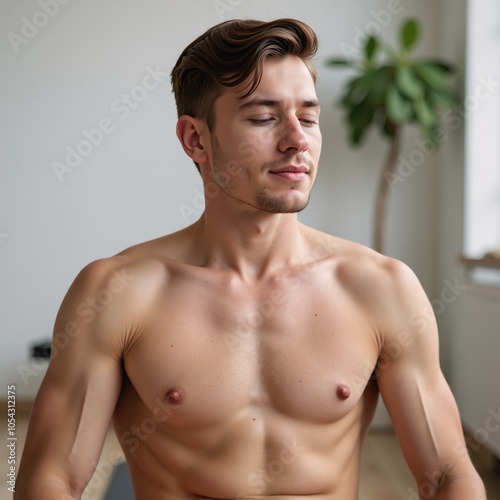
[254,195,310,214]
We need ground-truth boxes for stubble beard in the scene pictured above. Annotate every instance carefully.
[210,135,312,214]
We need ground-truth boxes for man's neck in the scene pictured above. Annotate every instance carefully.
[191,205,307,281]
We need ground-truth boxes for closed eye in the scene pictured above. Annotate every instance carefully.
[300,118,319,126]
[249,118,275,125]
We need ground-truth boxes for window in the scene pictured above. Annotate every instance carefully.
[463,0,500,285]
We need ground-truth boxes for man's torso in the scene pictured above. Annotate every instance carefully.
[110,231,382,499]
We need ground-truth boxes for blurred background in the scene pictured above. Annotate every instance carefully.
[1,0,499,498]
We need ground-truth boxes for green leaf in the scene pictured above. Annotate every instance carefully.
[326,58,354,67]
[365,36,378,61]
[413,63,448,90]
[348,98,375,131]
[365,65,394,106]
[428,88,457,108]
[401,19,420,51]
[340,66,392,107]
[340,78,369,107]
[346,93,376,146]
[421,59,455,73]
[351,125,366,145]
[357,66,394,92]
[396,65,424,99]
[414,98,436,129]
[386,84,413,123]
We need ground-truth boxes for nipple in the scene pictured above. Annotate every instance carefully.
[336,384,351,400]
[166,388,185,405]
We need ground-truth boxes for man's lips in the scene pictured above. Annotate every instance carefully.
[269,165,309,182]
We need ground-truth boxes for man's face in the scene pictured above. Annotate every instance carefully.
[205,55,322,215]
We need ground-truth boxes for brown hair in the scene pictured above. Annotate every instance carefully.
[171,18,318,170]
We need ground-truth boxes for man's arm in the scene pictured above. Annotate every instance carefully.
[15,259,131,499]
[374,259,486,499]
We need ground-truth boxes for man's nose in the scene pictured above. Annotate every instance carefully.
[278,117,309,154]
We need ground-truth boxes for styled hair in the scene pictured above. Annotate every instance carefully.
[171,18,318,171]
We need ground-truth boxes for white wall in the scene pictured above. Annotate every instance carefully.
[1,0,442,410]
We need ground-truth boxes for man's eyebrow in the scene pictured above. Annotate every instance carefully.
[236,97,321,112]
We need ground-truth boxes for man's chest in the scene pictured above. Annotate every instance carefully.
[122,270,380,427]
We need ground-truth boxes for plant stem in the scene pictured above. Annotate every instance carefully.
[374,126,401,254]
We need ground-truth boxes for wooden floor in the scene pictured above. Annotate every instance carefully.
[2,412,500,499]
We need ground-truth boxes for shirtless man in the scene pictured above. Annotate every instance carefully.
[16,18,486,499]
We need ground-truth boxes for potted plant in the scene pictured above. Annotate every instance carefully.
[327,19,457,253]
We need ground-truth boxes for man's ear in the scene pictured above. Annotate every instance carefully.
[176,115,209,164]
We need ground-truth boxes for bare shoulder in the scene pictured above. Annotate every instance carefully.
[56,234,186,349]
[74,229,191,296]
[70,223,204,313]
[303,226,425,317]
[304,226,413,283]
[67,253,160,317]
[337,243,420,304]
